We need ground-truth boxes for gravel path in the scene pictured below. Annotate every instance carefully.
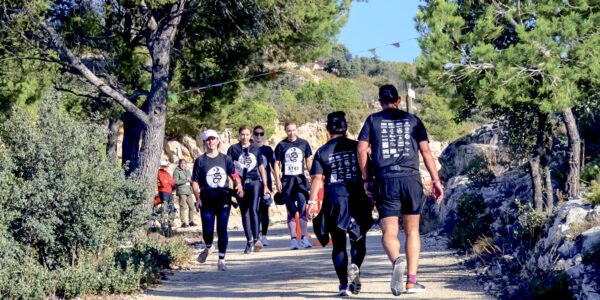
[142,223,492,300]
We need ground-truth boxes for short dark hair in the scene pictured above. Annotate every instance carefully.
[326,111,347,135]
[379,84,400,104]
[284,121,296,130]
[238,125,252,134]
[253,125,264,132]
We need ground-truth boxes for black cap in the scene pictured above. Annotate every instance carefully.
[326,111,347,134]
[379,84,399,104]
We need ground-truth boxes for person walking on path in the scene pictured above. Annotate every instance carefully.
[157,161,177,232]
[253,125,276,246]
[274,121,313,250]
[308,111,374,297]
[227,125,269,254]
[173,159,196,228]
[357,84,444,296]
[193,129,244,271]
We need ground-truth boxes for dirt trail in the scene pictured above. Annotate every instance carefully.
[142,223,492,300]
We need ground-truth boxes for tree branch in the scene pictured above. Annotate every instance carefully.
[39,21,150,124]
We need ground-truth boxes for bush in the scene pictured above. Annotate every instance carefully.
[581,158,600,183]
[464,155,496,187]
[447,193,493,251]
[586,173,600,206]
[514,199,547,243]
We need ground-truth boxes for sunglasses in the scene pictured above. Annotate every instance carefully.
[253,132,264,136]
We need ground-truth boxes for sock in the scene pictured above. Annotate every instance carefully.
[407,274,416,284]
[291,237,297,240]
[219,252,225,260]
[206,244,212,250]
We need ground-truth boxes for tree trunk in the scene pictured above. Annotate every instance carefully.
[404,81,413,114]
[544,165,553,214]
[563,107,581,198]
[122,112,143,177]
[530,156,543,212]
[106,117,120,164]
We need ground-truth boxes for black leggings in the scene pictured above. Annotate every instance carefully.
[330,227,367,285]
[200,202,231,257]
[259,198,269,236]
[240,180,261,242]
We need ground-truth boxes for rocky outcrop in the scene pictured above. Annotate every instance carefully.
[437,122,600,299]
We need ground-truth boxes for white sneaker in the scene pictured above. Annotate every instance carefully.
[290,239,299,250]
[391,258,406,296]
[260,236,270,246]
[300,236,312,248]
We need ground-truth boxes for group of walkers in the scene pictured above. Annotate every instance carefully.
[158,84,444,297]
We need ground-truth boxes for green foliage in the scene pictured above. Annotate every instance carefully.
[448,193,493,251]
[586,173,600,206]
[464,155,496,187]
[582,158,600,183]
[0,95,147,269]
[224,89,277,137]
[419,92,472,141]
[514,199,547,241]
[528,271,572,300]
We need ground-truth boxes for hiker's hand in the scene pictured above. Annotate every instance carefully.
[433,181,444,204]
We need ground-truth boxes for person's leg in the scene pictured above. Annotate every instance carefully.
[330,228,349,286]
[216,203,231,259]
[285,192,299,239]
[349,231,367,268]
[179,194,188,225]
[380,216,401,262]
[259,200,269,236]
[295,187,308,238]
[239,186,253,243]
[198,206,216,263]
[186,194,196,225]
[248,181,261,242]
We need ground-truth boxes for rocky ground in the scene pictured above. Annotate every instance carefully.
[141,224,491,300]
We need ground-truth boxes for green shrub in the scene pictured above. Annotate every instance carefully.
[464,155,496,187]
[587,173,600,206]
[582,158,600,183]
[514,199,547,242]
[447,193,493,251]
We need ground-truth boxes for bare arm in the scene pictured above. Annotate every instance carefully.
[258,165,269,194]
[307,174,324,220]
[193,182,201,210]
[274,160,283,193]
[305,156,312,177]
[419,141,444,204]
[357,141,370,181]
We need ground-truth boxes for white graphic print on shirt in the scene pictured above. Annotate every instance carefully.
[234,153,257,176]
[381,119,413,159]
[328,150,358,183]
[206,166,227,188]
[284,147,304,175]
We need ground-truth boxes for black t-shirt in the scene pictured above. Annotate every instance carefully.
[358,108,428,178]
[192,153,236,189]
[227,143,264,181]
[275,138,312,178]
[310,137,361,187]
[259,145,275,187]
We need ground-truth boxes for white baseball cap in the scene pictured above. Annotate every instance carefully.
[202,129,220,141]
[160,161,169,167]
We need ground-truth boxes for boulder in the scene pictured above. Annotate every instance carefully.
[581,226,600,256]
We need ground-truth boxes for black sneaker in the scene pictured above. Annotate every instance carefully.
[243,242,254,254]
[337,284,350,297]
[189,222,197,227]
[181,223,189,228]
[405,282,426,294]
[348,263,361,295]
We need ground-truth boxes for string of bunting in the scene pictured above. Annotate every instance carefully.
[169,37,418,103]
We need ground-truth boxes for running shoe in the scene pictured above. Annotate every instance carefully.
[189,221,197,227]
[260,236,270,246]
[337,284,350,297]
[348,263,361,295]
[390,258,406,296]
[197,246,213,263]
[217,259,228,271]
[254,239,263,252]
[244,242,254,254]
[290,239,299,250]
[405,282,426,294]
[300,236,312,248]
[181,223,189,228]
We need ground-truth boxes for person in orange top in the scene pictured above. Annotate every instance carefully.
[158,161,177,230]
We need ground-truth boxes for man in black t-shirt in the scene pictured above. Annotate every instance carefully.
[274,121,313,250]
[357,85,444,295]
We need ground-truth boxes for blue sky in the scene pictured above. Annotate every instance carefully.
[337,0,422,63]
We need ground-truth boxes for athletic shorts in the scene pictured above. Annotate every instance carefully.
[373,175,424,218]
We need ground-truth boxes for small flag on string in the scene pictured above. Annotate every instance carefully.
[392,42,401,48]
[212,83,223,87]
[344,54,353,60]
[315,61,324,68]
[368,48,377,58]
[193,88,202,93]
[169,93,178,103]
[269,71,278,77]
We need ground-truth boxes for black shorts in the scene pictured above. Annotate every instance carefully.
[373,175,424,218]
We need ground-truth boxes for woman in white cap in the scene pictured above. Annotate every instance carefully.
[192,129,244,271]
[227,125,269,254]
